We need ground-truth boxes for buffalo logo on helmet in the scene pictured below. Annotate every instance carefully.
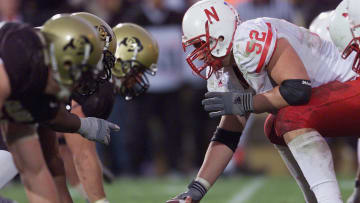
[63,36,94,56]
[119,37,144,53]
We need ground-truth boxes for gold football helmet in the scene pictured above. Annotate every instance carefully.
[112,23,159,100]
[71,12,116,83]
[41,14,103,99]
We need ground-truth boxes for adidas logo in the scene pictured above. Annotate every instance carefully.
[302,80,311,86]
[234,96,242,104]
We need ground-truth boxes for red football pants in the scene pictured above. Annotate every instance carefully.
[264,79,360,146]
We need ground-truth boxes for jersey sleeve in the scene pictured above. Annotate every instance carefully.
[233,19,277,94]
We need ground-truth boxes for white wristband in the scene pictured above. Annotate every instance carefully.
[195,177,211,190]
[94,198,109,203]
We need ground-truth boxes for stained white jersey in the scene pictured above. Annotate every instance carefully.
[232,17,358,94]
[207,65,254,94]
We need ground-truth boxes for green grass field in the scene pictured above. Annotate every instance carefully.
[0,175,355,203]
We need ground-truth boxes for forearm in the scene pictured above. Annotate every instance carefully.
[167,116,244,202]
[197,142,234,185]
[197,115,244,185]
[48,105,81,133]
[0,62,11,110]
[252,86,289,114]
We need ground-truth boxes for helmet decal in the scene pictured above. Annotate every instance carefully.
[119,37,144,53]
[96,25,111,42]
[204,7,220,24]
[63,36,94,56]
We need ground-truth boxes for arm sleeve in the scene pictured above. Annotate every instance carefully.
[233,19,277,94]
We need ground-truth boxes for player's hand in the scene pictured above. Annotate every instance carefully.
[202,91,254,118]
[78,117,120,145]
[166,180,207,203]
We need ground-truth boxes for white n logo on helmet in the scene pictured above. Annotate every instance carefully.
[204,7,219,24]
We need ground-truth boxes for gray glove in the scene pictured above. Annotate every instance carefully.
[202,91,254,118]
[78,117,120,145]
[166,180,208,203]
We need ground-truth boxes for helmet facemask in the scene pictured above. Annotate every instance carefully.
[183,18,237,80]
[49,39,100,98]
[114,58,156,101]
[72,63,101,96]
[344,0,360,74]
[342,24,360,74]
[75,30,116,96]
[181,0,240,80]
[112,23,159,100]
[75,44,116,97]
[342,40,360,74]
[70,12,117,96]
[101,49,115,81]
[183,21,224,80]
[98,34,115,82]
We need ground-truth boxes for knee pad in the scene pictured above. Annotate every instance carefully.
[264,114,286,146]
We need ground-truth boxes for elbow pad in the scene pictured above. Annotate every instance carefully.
[279,79,312,105]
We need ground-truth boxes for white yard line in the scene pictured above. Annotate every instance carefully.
[228,177,266,203]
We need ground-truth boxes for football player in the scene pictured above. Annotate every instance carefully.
[0,15,119,203]
[57,19,158,203]
[167,0,360,202]
[18,13,117,203]
[51,12,117,203]
[58,82,115,203]
[328,1,360,202]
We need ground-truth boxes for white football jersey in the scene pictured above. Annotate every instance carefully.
[207,65,251,93]
[231,17,358,94]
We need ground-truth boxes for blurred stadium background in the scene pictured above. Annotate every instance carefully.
[0,0,357,202]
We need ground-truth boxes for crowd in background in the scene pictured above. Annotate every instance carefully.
[0,0,344,177]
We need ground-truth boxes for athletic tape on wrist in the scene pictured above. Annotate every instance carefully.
[94,198,109,203]
[195,177,211,190]
[188,180,207,197]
